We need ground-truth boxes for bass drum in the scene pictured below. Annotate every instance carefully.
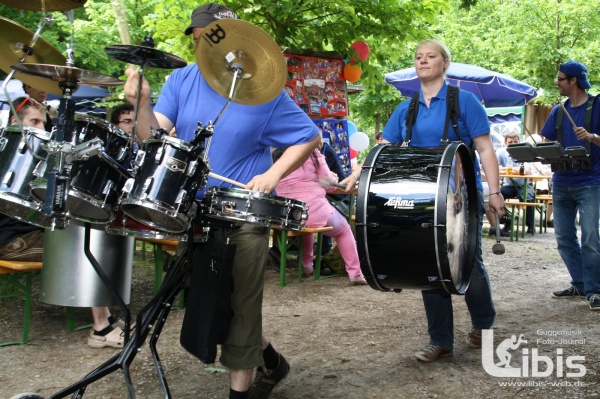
[356,143,478,295]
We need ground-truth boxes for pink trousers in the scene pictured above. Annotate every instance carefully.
[301,210,361,277]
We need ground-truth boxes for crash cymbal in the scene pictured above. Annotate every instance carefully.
[10,63,123,87]
[0,0,86,11]
[0,17,66,94]
[197,19,286,106]
[105,45,187,69]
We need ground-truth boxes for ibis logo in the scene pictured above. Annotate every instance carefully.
[481,329,586,378]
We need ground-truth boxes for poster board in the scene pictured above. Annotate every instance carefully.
[313,118,351,175]
[284,53,348,117]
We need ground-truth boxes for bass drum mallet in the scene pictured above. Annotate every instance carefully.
[492,211,506,255]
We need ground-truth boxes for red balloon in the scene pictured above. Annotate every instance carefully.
[343,64,362,82]
[350,148,358,159]
[349,41,370,62]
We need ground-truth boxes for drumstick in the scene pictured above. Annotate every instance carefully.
[208,172,246,188]
[319,177,347,189]
[559,102,578,129]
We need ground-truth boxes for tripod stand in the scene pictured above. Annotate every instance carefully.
[48,235,191,399]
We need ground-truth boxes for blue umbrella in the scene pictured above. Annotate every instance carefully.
[385,62,537,107]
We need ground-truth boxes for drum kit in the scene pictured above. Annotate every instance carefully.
[1,3,306,398]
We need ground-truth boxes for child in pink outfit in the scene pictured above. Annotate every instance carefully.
[273,148,367,285]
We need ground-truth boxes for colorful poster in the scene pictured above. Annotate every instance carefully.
[284,54,348,117]
[313,119,351,175]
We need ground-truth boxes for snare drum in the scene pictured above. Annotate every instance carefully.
[200,187,307,231]
[30,113,132,223]
[355,143,478,295]
[120,135,209,233]
[0,125,62,228]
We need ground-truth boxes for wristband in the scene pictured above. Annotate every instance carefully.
[490,191,502,196]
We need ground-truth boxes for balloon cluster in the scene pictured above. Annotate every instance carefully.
[343,40,370,83]
[347,121,369,159]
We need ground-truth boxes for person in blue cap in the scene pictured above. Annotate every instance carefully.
[124,3,320,398]
[539,60,600,310]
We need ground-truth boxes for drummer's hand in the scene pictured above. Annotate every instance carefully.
[339,174,358,192]
[489,194,505,217]
[124,67,151,106]
[573,126,590,141]
[246,173,279,194]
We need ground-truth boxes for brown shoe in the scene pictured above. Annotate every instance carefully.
[0,230,44,262]
[414,344,452,362]
[466,327,482,348]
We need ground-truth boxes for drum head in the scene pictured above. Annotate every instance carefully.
[120,198,189,233]
[0,193,61,229]
[356,143,477,295]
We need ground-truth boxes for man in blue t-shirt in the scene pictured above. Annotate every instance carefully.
[123,4,320,398]
[539,60,600,310]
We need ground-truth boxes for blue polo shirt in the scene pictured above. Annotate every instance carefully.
[382,83,490,189]
[539,97,600,187]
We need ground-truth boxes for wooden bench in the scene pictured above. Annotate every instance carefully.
[504,200,546,241]
[0,259,43,346]
[271,226,334,287]
[535,194,553,233]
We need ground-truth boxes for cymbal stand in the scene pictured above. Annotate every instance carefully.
[129,36,155,151]
[48,237,192,399]
[191,64,243,168]
[2,9,53,135]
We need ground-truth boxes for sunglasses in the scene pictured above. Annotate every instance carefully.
[15,97,41,113]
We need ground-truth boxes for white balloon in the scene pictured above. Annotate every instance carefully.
[349,132,370,151]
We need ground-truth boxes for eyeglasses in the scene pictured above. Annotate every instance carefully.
[556,77,570,83]
[15,97,41,113]
[118,119,133,124]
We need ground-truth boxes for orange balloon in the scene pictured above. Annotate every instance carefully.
[343,64,362,82]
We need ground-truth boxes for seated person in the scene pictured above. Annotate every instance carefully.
[318,135,350,264]
[497,131,535,234]
[273,148,367,286]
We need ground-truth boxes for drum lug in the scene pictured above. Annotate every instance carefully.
[141,177,154,197]
[33,160,47,178]
[3,171,14,187]
[155,145,164,162]
[187,159,198,177]
[0,137,6,152]
[122,178,135,194]
[18,138,28,154]
[103,180,115,196]
[176,189,187,205]
[134,150,146,168]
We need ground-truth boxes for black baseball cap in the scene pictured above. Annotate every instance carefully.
[184,3,238,35]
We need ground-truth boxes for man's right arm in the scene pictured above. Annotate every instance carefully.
[124,67,173,141]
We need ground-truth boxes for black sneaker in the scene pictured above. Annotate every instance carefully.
[248,353,290,399]
[552,286,584,298]
[589,294,600,311]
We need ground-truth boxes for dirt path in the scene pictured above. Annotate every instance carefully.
[1,228,599,399]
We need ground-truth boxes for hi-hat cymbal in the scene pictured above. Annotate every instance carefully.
[10,63,123,87]
[197,19,286,106]
[0,17,66,95]
[105,45,187,69]
[0,0,86,11]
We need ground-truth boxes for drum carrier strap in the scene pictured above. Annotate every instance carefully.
[555,95,598,153]
[405,85,469,149]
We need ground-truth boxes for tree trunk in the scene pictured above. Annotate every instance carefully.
[111,0,131,45]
